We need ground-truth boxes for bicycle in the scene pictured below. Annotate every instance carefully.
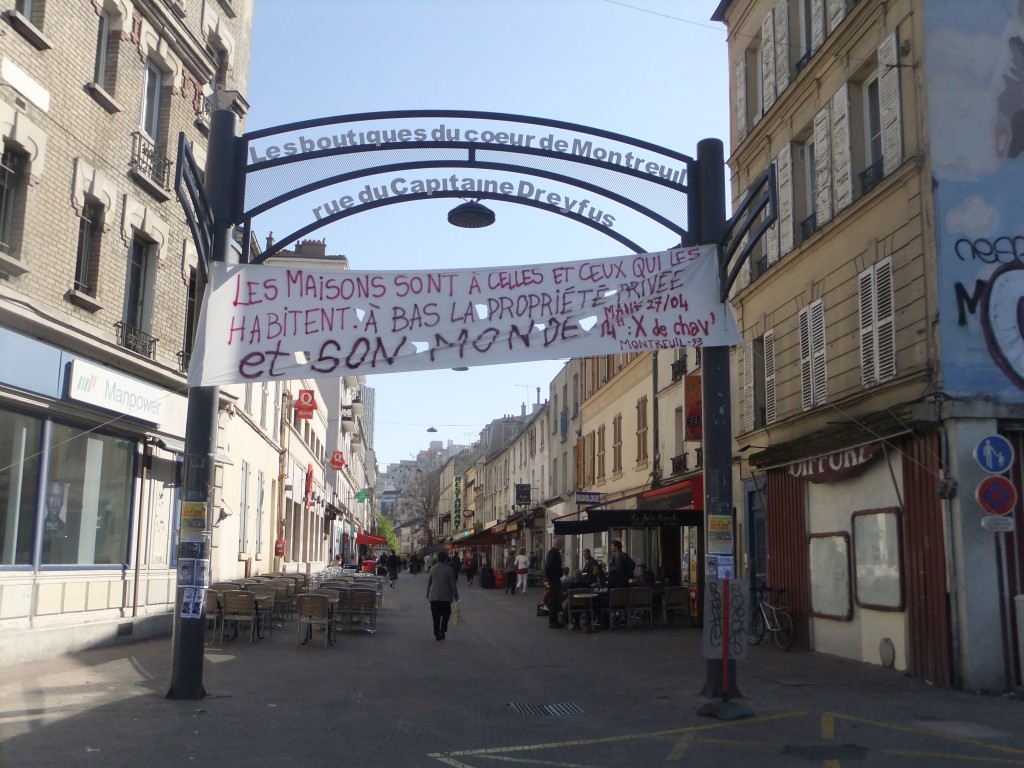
[748,586,794,650]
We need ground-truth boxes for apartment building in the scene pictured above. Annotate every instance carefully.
[0,0,253,663]
[714,0,1024,690]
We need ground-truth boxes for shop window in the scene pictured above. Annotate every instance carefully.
[42,421,135,566]
[808,532,853,620]
[852,508,904,610]
[0,409,43,565]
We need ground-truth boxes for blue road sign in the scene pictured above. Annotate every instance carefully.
[975,434,1014,475]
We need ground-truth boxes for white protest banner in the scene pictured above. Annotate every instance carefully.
[187,244,740,387]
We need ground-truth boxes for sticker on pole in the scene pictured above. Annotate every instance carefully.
[976,475,1017,516]
[974,434,1014,475]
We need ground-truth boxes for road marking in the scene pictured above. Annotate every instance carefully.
[832,714,1024,759]
[821,714,835,740]
[665,733,693,760]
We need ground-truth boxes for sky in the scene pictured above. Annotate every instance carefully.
[245,0,730,468]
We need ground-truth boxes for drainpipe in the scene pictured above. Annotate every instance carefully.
[132,441,150,618]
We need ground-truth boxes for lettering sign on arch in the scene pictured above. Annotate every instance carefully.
[187,244,741,387]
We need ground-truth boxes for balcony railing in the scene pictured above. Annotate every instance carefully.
[115,321,157,359]
[800,212,817,242]
[671,454,687,474]
[859,158,884,196]
[671,358,686,382]
[129,131,171,191]
[177,350,191,373]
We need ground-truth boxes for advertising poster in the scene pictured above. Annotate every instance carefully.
[708,514,734,555]
[180,501,207,542]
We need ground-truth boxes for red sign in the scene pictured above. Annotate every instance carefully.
[684,375,702,441]
[274,538,285,557]
[304,463,314,502]
[976,475,1017,516]
[330,450,346,470]
[295,389,316,419]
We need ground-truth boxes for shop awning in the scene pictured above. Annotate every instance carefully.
[356,532,387,546]
[554,507,705,535]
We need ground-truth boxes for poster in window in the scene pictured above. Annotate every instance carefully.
[852,508,904,610]
[809,532,853,620]
[43,480,69,539]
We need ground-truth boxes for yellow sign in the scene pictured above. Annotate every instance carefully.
[180,501,207,542]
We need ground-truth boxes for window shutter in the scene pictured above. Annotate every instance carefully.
[743,340,755,432]
[811,299,827,405]
[735,53,748,141]
[777,144,794,256]
[799,306,813,410]
[875,258,896,381]
[831,84,853,212]
[736,230,751,291]
[774,0,790,93]
[764,330,777,425]
[826,0,846,34]
[761,12,777,113]
[576,436,585,487]
[858,267,877,386]
[813,106,833,226]
[811,0,826,53]
[879,32,903,175]
[766,178,780,267]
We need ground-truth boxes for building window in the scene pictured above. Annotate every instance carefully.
[584,431,595,486]
[119,233,157,356]
[0,147,25,257]
[92,5,121,94]
[15,0,44,27]
[74,200,102,295]
[612,414,622,473]
[636,395,649,464]
[141,60,163,140]
[239,460,250,553]
[799,299,827,410]
[859,258,895,387]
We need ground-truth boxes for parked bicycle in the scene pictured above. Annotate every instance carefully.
[748,586,794,650]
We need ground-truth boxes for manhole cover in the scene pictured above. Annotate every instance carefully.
[508,702,584,716]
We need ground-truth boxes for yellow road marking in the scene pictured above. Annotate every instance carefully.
[821,714,835,740]
[830,713,1024,759]
[665,733,693,761]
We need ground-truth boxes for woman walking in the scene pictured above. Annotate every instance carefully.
[514,547,530,595]
[387,549,401,589]
[426,551,459,641]
[503,548,517,597]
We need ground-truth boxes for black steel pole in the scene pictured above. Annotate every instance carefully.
[694,138,739,698]
[167,109,239,700]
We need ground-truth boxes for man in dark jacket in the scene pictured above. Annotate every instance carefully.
[426,551,459,640]
[544,537,565,628]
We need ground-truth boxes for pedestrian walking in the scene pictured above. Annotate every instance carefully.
[503,549,517,597]
[426,551,459,641]
[387,550,401,588]
[450,552,462,582]
[464,552,475,585]
[514,547,530,595]
[544,537,565,628]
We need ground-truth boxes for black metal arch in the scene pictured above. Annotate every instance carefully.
[235,109,695,261]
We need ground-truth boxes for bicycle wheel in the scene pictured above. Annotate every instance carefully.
[773,609,794,650]
[748,607,766,645]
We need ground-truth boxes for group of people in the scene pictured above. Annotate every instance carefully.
[502,547,532,596]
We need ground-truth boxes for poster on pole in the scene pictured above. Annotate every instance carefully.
[187,245,741,387]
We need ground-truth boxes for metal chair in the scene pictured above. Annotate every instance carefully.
[566,588,596,630]
[203,588,221,643]
[662,585,690,627]
[220,590,257,643]
[603,588,631,629]
[629,587,654,629]
[347,588,378,633]
[296,593,330,648]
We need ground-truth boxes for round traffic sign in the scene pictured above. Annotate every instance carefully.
[975,434,1014,475]
[976,475,1017,516]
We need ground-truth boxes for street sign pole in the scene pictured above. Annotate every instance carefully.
[167,110,239,700]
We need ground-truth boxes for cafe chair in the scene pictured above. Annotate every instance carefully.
[629,587,654,629]
[297,593,331,648]
[203,588,221,643]
[249,585,278,638]
[663,586,690,627]
[566,589,595,629]
[347,588,378,633]
[220,590,257,643]
[603,588,632,630]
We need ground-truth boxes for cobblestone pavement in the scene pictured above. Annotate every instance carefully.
[1,575,1022,767]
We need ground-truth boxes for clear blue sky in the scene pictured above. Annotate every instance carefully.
[246,0,729,468]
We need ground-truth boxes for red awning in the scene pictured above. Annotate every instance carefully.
[356,532,387,546]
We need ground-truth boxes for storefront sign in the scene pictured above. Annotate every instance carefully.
[453,476,462,529]
[67,358,165,425]
[575,491,602,505]
[294,389,316,418]
[684,374,702,440]
[787,443,883,483]
[330,450,346,470]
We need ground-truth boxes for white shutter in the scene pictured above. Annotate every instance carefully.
[766,179,780,267]
[735,52,748,141]
[811,0,826,53]
[737,230,751,290]
[875,258,896,381]
[831,84,853,212]
[811,299,827,406]
[777,144,794,256]
[743,340,755,432]
[826,0,846,34]
[858,267,877,387]
[761,12,777,113]
[774,0,790,94]
[813,106,833,227]
[879,32,903,175]
[799,306,813,411]
[764,330,777,425]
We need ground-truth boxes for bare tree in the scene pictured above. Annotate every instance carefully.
[396,468,441,552]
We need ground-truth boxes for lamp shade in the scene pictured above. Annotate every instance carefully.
[447,201,495,228]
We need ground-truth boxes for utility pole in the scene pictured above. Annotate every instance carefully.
[167,110,238,700]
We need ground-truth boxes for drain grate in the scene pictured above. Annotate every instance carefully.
[508,702,584,716]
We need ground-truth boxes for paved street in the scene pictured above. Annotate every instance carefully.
[1,575,1022,768]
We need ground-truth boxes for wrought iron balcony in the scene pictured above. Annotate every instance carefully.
[177,350,191,373]
[671,358,686,382]
[115,321,157,358]
[859,158,884,196]
[129,131,171,191]
[671,454,688,474]
[800,212,817,242]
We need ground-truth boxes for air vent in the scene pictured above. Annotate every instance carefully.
[116,622,134,637]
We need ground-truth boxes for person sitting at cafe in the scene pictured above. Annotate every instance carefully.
[632,563,655,587]
[568,570,595,630]
[589,563,608,590]
[559,566,573,592]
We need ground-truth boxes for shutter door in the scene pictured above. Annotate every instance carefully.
[811,299,827,405]
[743,340,755,433]
[879,32,903,175]
[831,84,853,212]
[814,106,833,227]
[811,0,826,53]
[777,144,794,256]
[764,330,777,425]
[827,0,846,34]
[799,306,813,410]
[858,268,877,386]
[735,53,748,141]
[774,0,790,94]
[761,12,777,113]
[875,258,896,381]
